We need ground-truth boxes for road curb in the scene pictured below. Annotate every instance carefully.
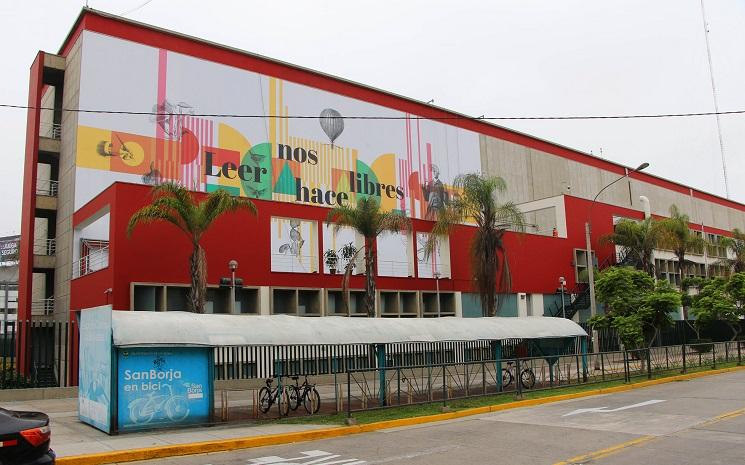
[56,364,745,465]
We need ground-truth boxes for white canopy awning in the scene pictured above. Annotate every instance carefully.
[111,312,587,347]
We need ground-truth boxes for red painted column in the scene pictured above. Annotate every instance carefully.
[17,52,45,374]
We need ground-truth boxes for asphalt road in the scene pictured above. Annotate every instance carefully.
[134,370,745,465]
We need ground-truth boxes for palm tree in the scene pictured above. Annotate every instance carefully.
[601,218,661,276]
[127,182,257,313]
[718,228,745,273]
[428,173,525,317]
[656,205,706,288]
[326,197,411,317]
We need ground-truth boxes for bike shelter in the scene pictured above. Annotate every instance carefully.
[78,305,587,434]
[78,306,214,434]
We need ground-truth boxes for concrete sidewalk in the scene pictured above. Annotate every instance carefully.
[0,397,328,458]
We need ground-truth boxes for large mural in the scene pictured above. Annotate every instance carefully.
[74,31,482,219]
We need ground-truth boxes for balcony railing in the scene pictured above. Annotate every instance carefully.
[40,122,61,140]
[33,239,56,256]
[31,298,54,316]
[36,179,58,197]
[72,246,109,279]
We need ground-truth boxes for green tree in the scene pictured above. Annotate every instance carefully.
[691,277,742,341]
[127,182,257,313]
[601,218,661,276]
[718,229,745,273]
[326,197,412,317]
[590,267,678,348]
[428,173,525,316]
[656,205,706,286]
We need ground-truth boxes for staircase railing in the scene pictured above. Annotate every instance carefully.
[552,249,633,319]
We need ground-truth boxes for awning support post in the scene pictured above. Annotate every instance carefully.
[376,344,386,407]
[581,337,588,382]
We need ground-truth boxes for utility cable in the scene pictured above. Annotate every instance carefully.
[2,103,745,121]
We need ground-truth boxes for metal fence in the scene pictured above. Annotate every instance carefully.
[340,341,742,417]
[209,340,742,423]
[0,320,75,389]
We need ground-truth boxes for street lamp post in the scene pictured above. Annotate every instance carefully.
[586,162,649,357]
[559,276,566,319]
[228,260,238,314]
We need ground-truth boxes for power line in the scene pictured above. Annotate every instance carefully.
[1,103,745,121]
[119,0,155,17]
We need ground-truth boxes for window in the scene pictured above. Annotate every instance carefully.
[655,259,681,287]
[574,249,597,284]
[706,233,727,258]
[688,231,704,255]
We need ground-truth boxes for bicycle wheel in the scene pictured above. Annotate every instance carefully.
[303,388,321,414]
[128,397,154,425]
[165,395,190,422]
[258,387,272,413]
[501,368,513,387]
[288,385,301,411]
[520,368,536,389]
[279,388,290,416]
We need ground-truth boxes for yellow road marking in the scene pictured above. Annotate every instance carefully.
[552,403,745,464]
[699,406,745,427]
[553,436,656,465]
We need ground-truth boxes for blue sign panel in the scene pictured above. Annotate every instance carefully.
[79,306,113,433]
[117,347,210,432]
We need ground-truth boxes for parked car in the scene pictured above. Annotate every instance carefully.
[0,408,55,464]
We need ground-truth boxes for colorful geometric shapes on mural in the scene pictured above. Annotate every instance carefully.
[204,146,242,192]
[273,161,297,195]
[218,122,251,156]
[206,183,240,195]
[355,159,379,201]
[371,153,397,211]
[179,128,200,165]
[240,142,272,200]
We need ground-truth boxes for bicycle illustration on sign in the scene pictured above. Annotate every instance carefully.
[127,383,190,425]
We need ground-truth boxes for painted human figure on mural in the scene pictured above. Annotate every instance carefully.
[422,164,447,218]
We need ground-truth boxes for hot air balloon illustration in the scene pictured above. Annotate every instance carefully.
[319,108,344,148]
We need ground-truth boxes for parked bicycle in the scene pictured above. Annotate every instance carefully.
[258,378,290,415]
[501,361,536,389]
[287,375,321,414]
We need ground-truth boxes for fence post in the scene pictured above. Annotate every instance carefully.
[738,339,742,366]
[346,370,351,419]
[482,361,486,394]
[623,350,629,383]
[495,341,503,392]
[397,367,401,406]
[712,343,716,370]
[600,351,605,381]
[442,363,447,407]
[725,342,729,363]
[682,343,687,374]
[515,356,523,399]
[646,348,652,380]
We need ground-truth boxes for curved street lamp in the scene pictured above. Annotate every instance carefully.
[586,162,649,355]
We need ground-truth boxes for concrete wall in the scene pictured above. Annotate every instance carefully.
[53,36,83,321]
[480,135,745,233]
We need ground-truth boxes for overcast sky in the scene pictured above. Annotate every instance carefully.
[1,0,743,237]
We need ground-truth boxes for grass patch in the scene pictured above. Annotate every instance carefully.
[275,361,742,426]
